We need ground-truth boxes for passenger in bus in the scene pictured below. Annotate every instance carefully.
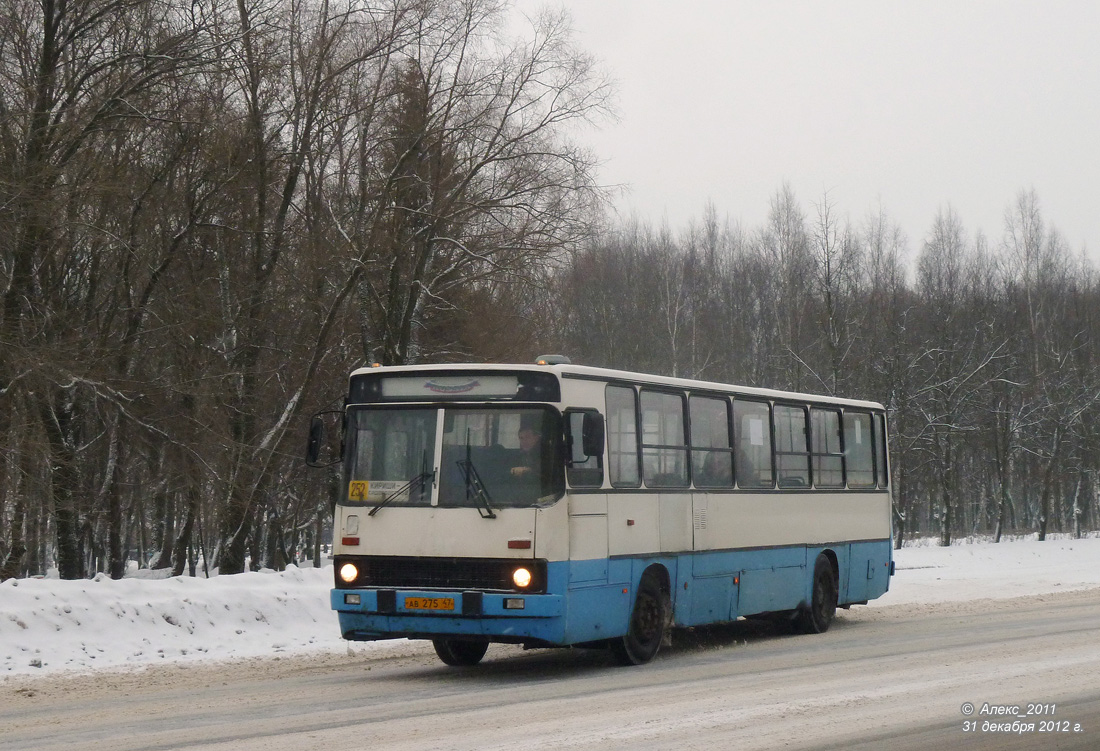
[698,449,733,487]
[736,445,760,487]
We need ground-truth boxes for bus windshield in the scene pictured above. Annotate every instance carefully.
[343,406,564,509]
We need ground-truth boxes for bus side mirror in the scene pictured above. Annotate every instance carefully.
[306,410,343,467]
[581,412,605,458]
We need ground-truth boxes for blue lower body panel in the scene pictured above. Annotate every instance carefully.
[846,539,893,602]
[331,541,892,646]
[674,539,892,626]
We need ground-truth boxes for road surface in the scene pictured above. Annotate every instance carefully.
[3,589,1099,750]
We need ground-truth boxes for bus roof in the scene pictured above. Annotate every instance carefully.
[348,362,886,412]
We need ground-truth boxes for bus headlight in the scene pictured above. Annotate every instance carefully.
[339,563,359,584]
[512,567,532,589]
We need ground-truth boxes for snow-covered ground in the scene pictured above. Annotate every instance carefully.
[3,534,1099,678]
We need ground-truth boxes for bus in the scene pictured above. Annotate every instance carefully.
[307,357,893,666]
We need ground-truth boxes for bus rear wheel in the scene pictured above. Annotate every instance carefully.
[798,555,838,634]
[432,638,489,666]
[610,574,669,666]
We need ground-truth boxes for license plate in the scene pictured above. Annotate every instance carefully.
[404,597,455,611]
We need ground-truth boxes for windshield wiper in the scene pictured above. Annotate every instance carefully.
[457,458,497,519]
[367,470,434,517]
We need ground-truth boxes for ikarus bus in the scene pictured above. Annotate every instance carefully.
[306,357,894,666]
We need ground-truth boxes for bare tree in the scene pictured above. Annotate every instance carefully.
[335,4,610,367]
[808,190,862,395]
[756,183,814,391]
[856,205,914,545]
[0,0,208,578]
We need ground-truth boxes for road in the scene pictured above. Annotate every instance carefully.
[2,589,1099,751]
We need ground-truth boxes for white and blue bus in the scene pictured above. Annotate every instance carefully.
[308,358,893,666]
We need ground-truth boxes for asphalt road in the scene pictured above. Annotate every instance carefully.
[3,589,1099,750]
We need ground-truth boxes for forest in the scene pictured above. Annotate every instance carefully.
[2,0,1098,580]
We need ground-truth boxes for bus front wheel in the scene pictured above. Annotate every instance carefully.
[798,555,838,634]
[610,573,669,665]
[432,638,489,666]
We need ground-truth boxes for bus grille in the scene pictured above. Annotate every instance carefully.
[334,555,546,593]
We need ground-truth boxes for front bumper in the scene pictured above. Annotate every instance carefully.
[331,588,566,644]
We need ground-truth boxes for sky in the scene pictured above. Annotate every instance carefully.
[3,534,1100,677]
[513,1,1100,257]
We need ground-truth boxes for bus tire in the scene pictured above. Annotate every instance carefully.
[432,638,489,666]
[610,573,668,665]
[798,554,838,634]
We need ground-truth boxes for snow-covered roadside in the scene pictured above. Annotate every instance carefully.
[3,535,1100,678]
[873,534,1100,605]
[1,564,353,676]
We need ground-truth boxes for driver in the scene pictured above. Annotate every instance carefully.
[511,419,542,477]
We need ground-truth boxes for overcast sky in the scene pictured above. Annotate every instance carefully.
[514,1,1100,258]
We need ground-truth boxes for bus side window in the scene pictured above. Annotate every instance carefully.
[733,399,773,488]
[874,413,889,487]
[690,395,733,488]
[810,408,844,488]
[640,390,689,488]
[844,412,875,488]
[773,405,809,488]
[606,385,640,487]
[566,410,604,488]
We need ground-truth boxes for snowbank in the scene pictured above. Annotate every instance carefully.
[0,565,347,676]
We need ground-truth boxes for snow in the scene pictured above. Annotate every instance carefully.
[872,534,1100,605]
[2,534,1099,678]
